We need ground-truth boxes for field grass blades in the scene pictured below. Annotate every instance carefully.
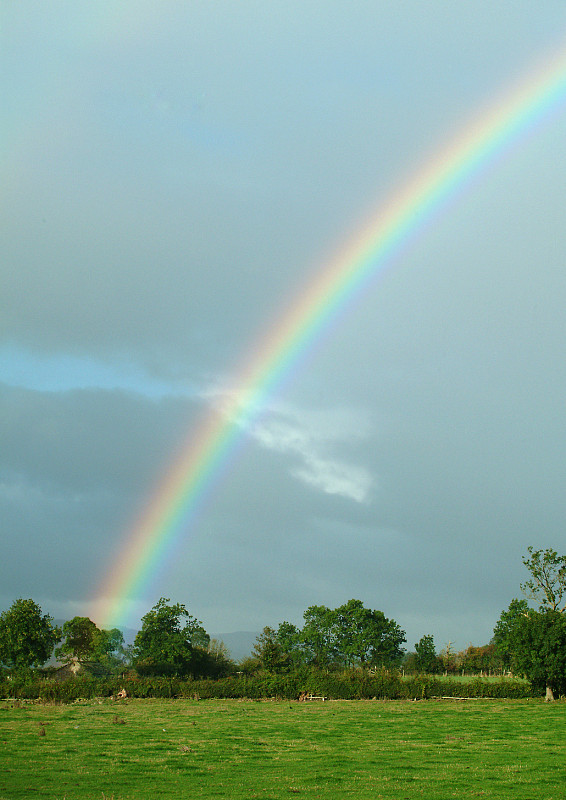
[1,697,564,799]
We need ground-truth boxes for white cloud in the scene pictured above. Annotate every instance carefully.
[203,386,374,502]
[245,404,374,503]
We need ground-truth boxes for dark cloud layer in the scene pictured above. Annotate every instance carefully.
[3,2,566,650]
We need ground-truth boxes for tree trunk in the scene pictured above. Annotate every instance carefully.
[545,685,555,702]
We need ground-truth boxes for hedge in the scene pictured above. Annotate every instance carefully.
[0,670,536,702]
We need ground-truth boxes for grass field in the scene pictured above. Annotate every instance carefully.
[1,697,565,800]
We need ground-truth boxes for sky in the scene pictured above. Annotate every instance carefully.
[2,1,566,654]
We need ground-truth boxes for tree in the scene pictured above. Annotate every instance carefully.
[413,635,440,674]
[498,548,566,699]
[459,644,498,675]
[93,627,125,660]
[204,639,235,678]
[275,621,304,669]
[133,598,209,677]
[300,605,339,668]
[492,598,530,671]
[0,599,60,672]
[438,642,458,674]
[300,600,405,669]
[55,617,100,661]
[92,627,126,670]
[55,617,126,671]
[509,610,566,700]
[333,599,405,667]
[521,547,566,612]
[253,627,290,673]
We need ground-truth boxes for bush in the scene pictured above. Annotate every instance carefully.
[0,669,536,702]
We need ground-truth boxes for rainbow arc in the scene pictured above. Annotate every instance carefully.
[92,44,566,629]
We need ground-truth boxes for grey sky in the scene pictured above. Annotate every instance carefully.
[2,1,566,651]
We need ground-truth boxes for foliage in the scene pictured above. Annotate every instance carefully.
[0,669,534,703]
[238,654,261,675]
[300,605,339,667]
[287,600,406,669]
[459,643,499,674]
[412,634,441,673]
[509,609,566,697]
[0,599,60,673]
[492,598,530,670]
[253,626,291,673]
[54,616,127,673]
[495,548,566,699]
[333,599,406,667]
[55,616,100,661]
[95,627,126,661]
[438,641,458,674]
[133,597,210,677]
[204,639,236,678]
[275,621,303,668]
[521,546,566,612]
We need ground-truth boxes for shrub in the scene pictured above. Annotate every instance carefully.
[0,669,536,702]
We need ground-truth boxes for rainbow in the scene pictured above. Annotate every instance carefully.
[92,44,566,629]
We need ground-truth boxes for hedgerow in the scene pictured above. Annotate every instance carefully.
[0,670,536,702]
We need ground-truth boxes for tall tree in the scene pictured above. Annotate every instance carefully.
[276,621,303,669]
[413,635,440,674]
[503,548,566,700]
[334,599,406,667]
[55,618,126,668]
[299,600,406,669]
[55,617,100,661]
[492,598,530,671]
[253,627,289,673]
[520,547,566,612]
[301,605,339,668]
[0,599,60,672]
[133,597,209,676]
[93,627,126,669]
[510,610,566,700]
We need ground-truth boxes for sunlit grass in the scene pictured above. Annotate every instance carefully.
[1,697,564,799]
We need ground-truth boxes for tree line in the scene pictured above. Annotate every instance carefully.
[1,547,565,698]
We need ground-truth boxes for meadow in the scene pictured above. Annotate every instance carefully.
[1,697,565,800]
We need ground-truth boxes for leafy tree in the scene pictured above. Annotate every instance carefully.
[301,605,339,667]
[0,598,60,672]
[521,547,566,612]
[253,626,290,673]
[55,617,126,671]
[133,597,209,677]
[55,617,100,661]
[334,599,405,667]
[510,609,566,700]
[492,598,530,671]
[238,654,261,675]
[300,600,405,669]
[413,635,440,674]
[459,644,499,675]
[275,621,304,669]
[92,627,126,671]
[185,639,235,679]
[204,638,236,678]
[438,642,458,674]
[498,548,566,699]
[94,627,125,660]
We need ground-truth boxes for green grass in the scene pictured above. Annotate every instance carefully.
[1,697,565,799]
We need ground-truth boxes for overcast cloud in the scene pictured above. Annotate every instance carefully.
[2,1,566,652]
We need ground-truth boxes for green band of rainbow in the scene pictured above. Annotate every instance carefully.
[92,44,566,629]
